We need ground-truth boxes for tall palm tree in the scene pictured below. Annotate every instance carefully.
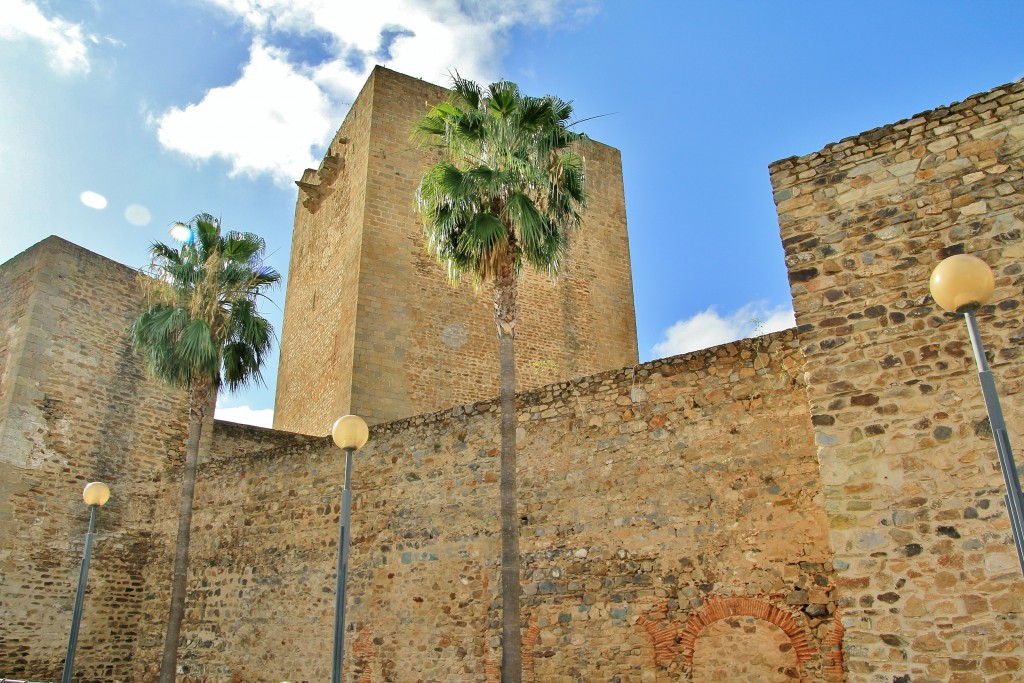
[414,76,588,682]
[131,214,280,683]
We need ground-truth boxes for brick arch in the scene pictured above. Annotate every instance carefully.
[521,617,542,678]
[636,613,680,667]
[679,596,816,677]
[822,608,845,681]
[350,626,375,682]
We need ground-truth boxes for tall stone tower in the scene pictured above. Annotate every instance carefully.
[274,66,638,433]
[0,237,189,680]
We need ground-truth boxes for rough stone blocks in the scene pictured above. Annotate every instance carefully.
[274,66,638,434]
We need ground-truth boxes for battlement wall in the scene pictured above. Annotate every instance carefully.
[771,79,1024,680]
[150,330,837,682]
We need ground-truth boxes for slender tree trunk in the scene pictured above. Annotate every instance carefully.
[494,253,522,683]
[159,383,211,683]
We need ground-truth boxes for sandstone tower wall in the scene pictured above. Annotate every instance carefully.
[771,80,1024,681]
[272,69,378,436]
[274,67,639,434]
[0,238,188,681]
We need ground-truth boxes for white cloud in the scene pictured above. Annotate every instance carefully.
[156,41,335,184]
[0,0,91,74]
[652,301,796,358]
[79,190,107,209]
[154,0,595,183]
[215,404,275,428]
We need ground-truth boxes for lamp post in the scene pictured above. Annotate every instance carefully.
[62,481,111,683]
[329,415,369,683]
[930,253,1024,575]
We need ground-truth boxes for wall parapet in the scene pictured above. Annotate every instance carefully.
[149,325,834,681]
[770,79,1024,173]
[771,76,1024,681]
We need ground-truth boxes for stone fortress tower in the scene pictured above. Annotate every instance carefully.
[1,70,1023,682]
[274,67,638,433]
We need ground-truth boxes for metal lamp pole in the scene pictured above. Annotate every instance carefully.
[931,254,1024,575]
[332,444,355,683]
[961,310,1024,572]
[62,482,110,683]
[329,415,369,683]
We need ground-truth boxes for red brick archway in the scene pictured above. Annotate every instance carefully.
[679,596,816,679]
[822,609,846,681]
[521,618,542,676]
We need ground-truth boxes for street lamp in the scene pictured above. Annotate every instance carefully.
[62,481,111,683]
[329,415,369,683]
[930,253,1024,574]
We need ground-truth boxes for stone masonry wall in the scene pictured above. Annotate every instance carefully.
[0,238,36,484]
[13,70,1024,683]
[153,331,840,682]
[275,66,639,434]
[0,238,188,682]
[273,65,378,436]
[125,420,325,681]
[771,79,1024,682]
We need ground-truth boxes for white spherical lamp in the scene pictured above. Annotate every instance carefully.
[331,415,369,450]
[929,254,995,313]
[82,482,110,507]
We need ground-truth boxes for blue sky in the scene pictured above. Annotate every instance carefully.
[2,0,1022,428]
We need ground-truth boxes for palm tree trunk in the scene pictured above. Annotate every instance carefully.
[159,383,210,683]
[494,256,522,683]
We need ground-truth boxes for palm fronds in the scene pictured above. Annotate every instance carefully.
[414,76,589,285]
[132,214,281,393]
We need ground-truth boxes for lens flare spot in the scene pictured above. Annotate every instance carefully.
[169,223,193,242]
[80,191,108,209]
[124,204,152,226]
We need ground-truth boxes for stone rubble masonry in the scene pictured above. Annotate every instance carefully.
[5,72,1024,683]
[0,228,840,681]
[274,66,639,434]
[0,237,190,682]
[150,330,839,682]
[770,79,1024,682]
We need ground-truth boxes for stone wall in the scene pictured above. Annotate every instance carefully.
[275,66,639,434]
[156,330,838,682]
[0,238,188,682]
[273,67,380,436]
[771,80,1024,681]
[7,66,1024,683]
[0,238,36,481]
[690,615,797,683]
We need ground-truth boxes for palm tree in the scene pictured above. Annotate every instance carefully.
[131,214,280,683]
[414,76,588,682]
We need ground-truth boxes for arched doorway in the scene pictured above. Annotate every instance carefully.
[679,596,815,682]
[691,615,799,682]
